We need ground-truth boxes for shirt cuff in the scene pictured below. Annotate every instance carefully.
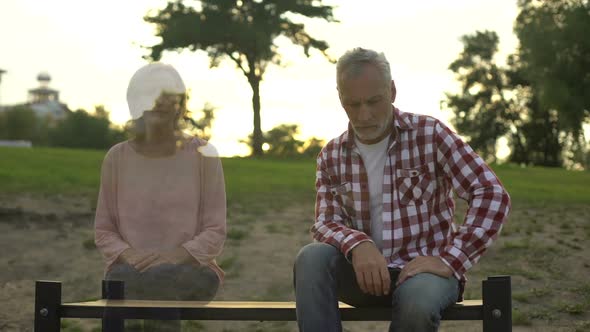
[343,238,373,263]
[439,245,472,279]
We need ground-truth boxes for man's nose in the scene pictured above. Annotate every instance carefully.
[358,103,372,121]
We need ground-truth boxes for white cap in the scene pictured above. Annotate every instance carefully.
[126,63,186,119]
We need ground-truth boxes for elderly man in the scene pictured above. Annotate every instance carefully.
[293,48,511,332]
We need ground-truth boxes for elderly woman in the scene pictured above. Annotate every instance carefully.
[94,63,226,331]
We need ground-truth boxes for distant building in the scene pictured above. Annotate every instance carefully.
[0,71,70,121]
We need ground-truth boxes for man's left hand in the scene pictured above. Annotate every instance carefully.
[396,256,453,286]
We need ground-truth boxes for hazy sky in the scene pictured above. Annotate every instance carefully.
[0,0,520,156]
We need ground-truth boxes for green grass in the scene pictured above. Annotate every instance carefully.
[221,157,316,212]
[0,147,317,213]
[491,163,590,205]
[1,146,589,207]
[0,146,105,194]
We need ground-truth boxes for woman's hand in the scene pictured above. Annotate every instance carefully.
[160,247,194,265]
[132,247,197,272]
[119,248,160,271]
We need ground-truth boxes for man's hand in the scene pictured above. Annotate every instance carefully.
[351,242,390,296]
[396,256,453,286]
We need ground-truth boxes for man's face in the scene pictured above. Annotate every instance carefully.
[338,64,395,144]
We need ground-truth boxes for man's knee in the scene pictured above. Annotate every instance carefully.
[394,273,458,304]
[392,273,459,330]
[393,286,440,331]
[295,242,339,271]
[294,242,340,288]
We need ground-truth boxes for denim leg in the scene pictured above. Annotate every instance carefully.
[105,263,144,299]
[106,263,219,331]
[174,264,220,301]
[140,263,220,332]
[389,272,459,332]
[294,242,344,332]
[294,242,392,332]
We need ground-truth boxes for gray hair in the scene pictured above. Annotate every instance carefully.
[336,48,391,87]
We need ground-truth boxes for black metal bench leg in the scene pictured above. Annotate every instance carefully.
[482,276,512,332]
[102,279,125,332]
[35,280,62,332]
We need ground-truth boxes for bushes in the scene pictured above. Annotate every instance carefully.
[0,105,127,149]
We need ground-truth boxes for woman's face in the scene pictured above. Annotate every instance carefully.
[143,92,183,128]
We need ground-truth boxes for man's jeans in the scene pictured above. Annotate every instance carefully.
[294,242,459,332]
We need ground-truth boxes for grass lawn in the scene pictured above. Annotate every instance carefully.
[1,146,588,205]
[0,147,317,211]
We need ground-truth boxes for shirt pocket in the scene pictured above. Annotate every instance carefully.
[395,164,436,205]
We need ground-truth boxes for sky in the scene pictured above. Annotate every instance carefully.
[0,0,521,157]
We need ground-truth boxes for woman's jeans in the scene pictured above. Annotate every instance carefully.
[106,263,219,332]
[294,242,459,332]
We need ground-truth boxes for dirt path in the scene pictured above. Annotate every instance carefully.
[0,194,588,331]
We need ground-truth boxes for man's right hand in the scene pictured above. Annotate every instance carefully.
[351,241,390,296]
[119,249,160,271]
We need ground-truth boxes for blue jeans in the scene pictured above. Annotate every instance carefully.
[106,263,219,332]
[294,243,459,332]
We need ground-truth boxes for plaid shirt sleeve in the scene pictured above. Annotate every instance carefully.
[311,148,372,258]
[434,120,511,278]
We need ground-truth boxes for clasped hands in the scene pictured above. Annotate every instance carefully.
[351,241,453,296]
[119,247,195,273]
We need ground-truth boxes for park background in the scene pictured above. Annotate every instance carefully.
[1,0,589,331]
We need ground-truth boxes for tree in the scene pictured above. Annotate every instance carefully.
[264,123,304,157]
[444,31,515,162]
[144,0,337,156]
[514,0,590,167]
[184,102,216,141]
[503,54,564,166]
[0,106,39,142]
[240,123,324,158]
[445,1,590,168]
[515,0,590,140]
[49,106,126,149]
[302,136,324,158]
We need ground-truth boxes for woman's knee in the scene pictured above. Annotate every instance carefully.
[175,265,220,301]
[106,263,139,280]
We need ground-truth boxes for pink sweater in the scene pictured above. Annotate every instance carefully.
[94,138,226,282]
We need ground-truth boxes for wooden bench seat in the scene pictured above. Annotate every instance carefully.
[59,299,484,321]
[34,276,512,331]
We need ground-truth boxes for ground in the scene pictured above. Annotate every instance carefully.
[0,193,589,331]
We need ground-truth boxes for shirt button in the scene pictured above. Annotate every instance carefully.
[413,187,422,198]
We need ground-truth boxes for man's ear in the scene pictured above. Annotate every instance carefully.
[391,80,397,104]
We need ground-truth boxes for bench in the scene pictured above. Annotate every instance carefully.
[34,276,511,331]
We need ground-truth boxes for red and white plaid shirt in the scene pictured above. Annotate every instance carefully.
[312,108,511,297]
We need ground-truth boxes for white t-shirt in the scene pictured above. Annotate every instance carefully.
[354,135,389,251]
